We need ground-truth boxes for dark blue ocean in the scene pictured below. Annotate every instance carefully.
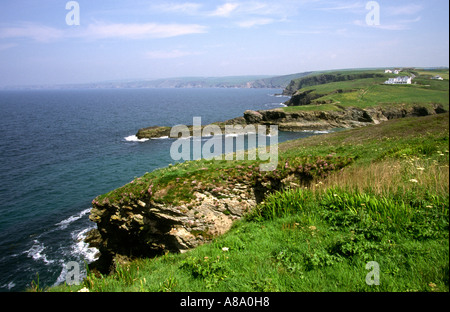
[0,88,325,291]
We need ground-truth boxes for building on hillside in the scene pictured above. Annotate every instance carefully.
[431,75,444,80]
[384,76,412,85]
[385,69,393,73]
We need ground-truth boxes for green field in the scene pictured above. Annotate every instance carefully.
[283,69,449,112]
[47,113,449,293]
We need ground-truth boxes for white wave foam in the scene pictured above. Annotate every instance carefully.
[124,135,149,142]
[52,227,100,287]
[303,129,333,134]
[1,281,16,290]
[55,208,91,230]
[25,240,55,265]
[150,136,169,140]
[71,227,99,263]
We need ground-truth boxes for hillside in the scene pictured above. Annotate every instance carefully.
[282,69,449,112]
[50,112,449,293]
[45,67,449,294]
[5,72,313,90]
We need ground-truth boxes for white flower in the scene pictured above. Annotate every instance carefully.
[222,247,229,252]
[409,179,418,183]
[416,167,425,171]
[78,287,90,292]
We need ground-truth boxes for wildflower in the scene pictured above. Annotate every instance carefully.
[222,247,229,252]
[409,179,418,183]
[426,205,433,208]
[416,167,425,171]
[78,287,90,292]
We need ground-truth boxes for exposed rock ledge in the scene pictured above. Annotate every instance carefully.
[87,103,446,273]
[136,104,446,139]
[85,181,262,274]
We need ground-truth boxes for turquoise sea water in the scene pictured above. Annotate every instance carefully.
[0,88,326,291]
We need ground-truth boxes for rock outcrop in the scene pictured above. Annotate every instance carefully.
[88,102,446,274]
[251,104,446,131]
[136,104,446,139]
[86,182,258,274]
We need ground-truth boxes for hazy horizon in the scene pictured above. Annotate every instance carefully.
[0,0,448,87]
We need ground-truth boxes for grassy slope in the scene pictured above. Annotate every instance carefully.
[282,69,449,112]
[50,113,449,292]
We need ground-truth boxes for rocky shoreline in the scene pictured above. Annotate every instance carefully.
[85,102,446,274]
[136,104,447,139]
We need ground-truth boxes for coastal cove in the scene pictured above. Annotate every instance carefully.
[77,69,448,288]
[0,87,328,292]
[1,68,448,292]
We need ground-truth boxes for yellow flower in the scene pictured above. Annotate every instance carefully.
[416,167,425,171]
[409,179,418,183]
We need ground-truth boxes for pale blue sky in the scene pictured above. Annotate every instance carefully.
[0,0,448,87]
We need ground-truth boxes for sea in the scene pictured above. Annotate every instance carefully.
[0,88,329,291]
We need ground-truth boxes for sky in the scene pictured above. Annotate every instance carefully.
[0,0,448,87]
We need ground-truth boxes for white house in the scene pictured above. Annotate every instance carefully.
[431,75,444,80]
[384,69,393,73]
[384,76,412,85]
[393,69,402,74]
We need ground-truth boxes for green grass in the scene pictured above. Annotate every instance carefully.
[50,113,449,292]
[282,69,449,112]
[53,188,448,292]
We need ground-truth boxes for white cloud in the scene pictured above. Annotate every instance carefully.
[386,4,423,16]
[353,16,421,30]
[210,3,240,17]
[151,2,202,14]
[0,20,207,44]
[85,22,207,39]
[316,1,364,12]
[236,18,275,28]
[0,23,64,42]
[145,49,202,59]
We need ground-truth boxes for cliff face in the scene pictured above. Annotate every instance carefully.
[88,103,446,274]
[85,151,353,273]
[135,104,446,140]
[86,181,259,273]
[242,104,446,131]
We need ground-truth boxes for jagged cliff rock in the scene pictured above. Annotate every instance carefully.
[84,158,341,273]
[242,104,446,131]
[88,103,446,274]
[136,104,446,139]
[86,182,259,273]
